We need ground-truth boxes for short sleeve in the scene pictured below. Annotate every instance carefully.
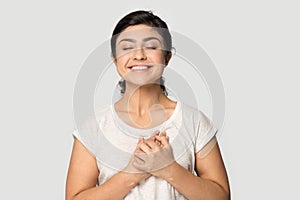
[72,116,100,157]
[195,111,218,153]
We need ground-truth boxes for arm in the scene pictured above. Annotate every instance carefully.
[65,138,149,200]
[162,138,230,200]
[135,135,230,200]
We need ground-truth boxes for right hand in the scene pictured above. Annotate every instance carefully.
[133,131,175,178]
[123,131,161,181]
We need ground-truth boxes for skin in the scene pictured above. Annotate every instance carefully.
[66,24,230,200]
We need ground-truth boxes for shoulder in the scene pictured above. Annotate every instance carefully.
[179,102,216,135]
[76,105,111,134]
[94,105,112,120]
[180,102,209,121]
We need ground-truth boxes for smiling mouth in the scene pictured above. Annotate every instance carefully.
[128,65,152,71]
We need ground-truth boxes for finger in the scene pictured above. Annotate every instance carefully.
[134,146,143,153]
[159,131,167,136]
[132,159,147,172]
[160,136,169,146]
[155,135,169,146]
[166,135,170,142]
[135,137,143,149]
[144,132,159,143]
[137,137,143,144]
[134,152,148,164]
[154,136,163,147]
[133,154,145,164]
[143,139,160,151]
[134,137,144,153]
[149,130,160,140]
[138,142,152,154]
[148,135,157,141]
[154,139,162,146]
[153,130,160,136]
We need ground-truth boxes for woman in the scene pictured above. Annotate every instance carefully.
[66,10,230,200]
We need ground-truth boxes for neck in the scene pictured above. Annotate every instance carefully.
[120,82,167,116]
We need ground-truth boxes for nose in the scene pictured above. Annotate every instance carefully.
[133,48,147,60]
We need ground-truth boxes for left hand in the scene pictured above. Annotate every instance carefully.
[133,132,175,178]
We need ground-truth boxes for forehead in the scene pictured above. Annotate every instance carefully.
[116,25,163,43]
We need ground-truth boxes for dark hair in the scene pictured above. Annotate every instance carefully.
[111,10,172,96]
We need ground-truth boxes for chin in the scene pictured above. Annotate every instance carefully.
[126,78,161,88]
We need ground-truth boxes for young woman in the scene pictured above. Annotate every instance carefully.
[66,10,230,200]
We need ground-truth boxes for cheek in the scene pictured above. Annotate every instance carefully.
[115,50,132,65]
[116,64,126,76]
[148,51,166,64]
[115,50,130,61]
[115,58,128,77]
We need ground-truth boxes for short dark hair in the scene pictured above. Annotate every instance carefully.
[111,10,172,96]
[111,10,172,59]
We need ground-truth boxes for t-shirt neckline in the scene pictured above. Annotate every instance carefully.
[111,101,181,137]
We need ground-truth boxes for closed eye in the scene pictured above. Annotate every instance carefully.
[145,46,157,50]
[122,47,134,50]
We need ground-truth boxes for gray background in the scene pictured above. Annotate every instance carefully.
[1,0,299,199]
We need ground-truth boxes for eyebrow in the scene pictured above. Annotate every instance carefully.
[118,37,161,44]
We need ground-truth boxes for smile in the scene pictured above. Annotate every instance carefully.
[129,65,152,71]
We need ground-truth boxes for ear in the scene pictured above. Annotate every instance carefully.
[164,52,172,66]
[111,53,117,65]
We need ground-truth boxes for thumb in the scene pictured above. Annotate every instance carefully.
[159,131,167,136]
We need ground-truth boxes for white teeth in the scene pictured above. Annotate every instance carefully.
[131,66,149,70]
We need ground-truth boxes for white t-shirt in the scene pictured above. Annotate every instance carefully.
[73,101,217,200]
